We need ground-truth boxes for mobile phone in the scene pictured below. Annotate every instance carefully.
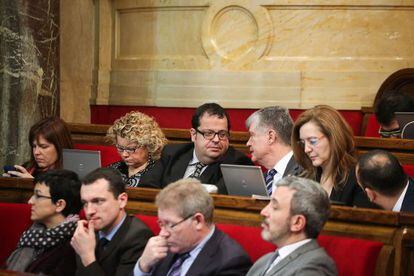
[3,165,17,177]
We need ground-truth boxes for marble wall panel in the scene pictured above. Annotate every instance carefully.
[60,0,414,119]
[0,0,59,167]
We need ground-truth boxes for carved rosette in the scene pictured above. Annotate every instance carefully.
[202,1,273,69]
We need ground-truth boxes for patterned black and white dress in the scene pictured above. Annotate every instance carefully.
[108,160,155,187]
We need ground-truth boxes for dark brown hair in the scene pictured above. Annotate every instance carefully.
[28,117,73,170]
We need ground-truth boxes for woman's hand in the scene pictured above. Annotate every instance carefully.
[4,165,34,179]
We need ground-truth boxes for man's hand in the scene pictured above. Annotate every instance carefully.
[71,220,97,266]
[139,236,169,272]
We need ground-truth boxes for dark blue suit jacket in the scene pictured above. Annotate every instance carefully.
[150,227,252,276]
[401,178,414,212]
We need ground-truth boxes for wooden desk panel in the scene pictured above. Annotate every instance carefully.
[68,123,414,164]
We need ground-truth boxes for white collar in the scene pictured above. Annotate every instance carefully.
[277,239,312,260]
[273,151,293,176]
[392,181,409,212]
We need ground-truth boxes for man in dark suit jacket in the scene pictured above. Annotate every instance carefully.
[357,150,414,212]
[71,168,153,276]
[247,176,337,276]
[134,178,252,276]
[245,106,302,195]
[140,103,252,194]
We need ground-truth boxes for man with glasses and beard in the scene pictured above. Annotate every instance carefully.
[140,103,252,194]
[133,178,252,275]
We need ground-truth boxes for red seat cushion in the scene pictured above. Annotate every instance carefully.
[318,235,382,276]
[403,165,414,178]
[217,223,276,262]
[364,114,381,137]
[74,144,121,167]
[135,214,160,235]
[0,203,32,266]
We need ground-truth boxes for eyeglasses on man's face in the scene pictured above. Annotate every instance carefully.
[378,128,401,138]
[195,129,230,140]
[297,135,325,148]
[157,214,194,231]
[115,144,139,154]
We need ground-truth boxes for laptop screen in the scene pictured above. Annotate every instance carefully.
[63,149,101,178]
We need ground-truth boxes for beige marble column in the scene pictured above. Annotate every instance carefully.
[0,0,59,167]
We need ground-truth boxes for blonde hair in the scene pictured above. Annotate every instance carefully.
[106,111,167,160]
[291,105,356,189]
[156,178,214,224]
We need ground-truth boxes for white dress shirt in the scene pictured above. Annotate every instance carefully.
[183,151,208,178]
[392,181,409,212]
[271,151,294,193]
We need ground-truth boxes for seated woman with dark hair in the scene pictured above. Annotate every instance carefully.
[6,169,82,275]
[291,105,375,208]
[3,117,73,178]
[106,111,167,187]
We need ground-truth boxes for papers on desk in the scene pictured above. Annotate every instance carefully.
[252,194,271,200]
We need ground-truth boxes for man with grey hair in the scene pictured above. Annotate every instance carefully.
[246,106,302,195]
[133,178,252,275]
[247,176,337,276]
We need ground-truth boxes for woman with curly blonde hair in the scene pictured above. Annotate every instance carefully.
[106,111,167,187]
[291,105,374,208]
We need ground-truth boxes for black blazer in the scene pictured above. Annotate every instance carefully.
[25,240,77,276]
[401,178,414,212]
[317,167,377,208]
[75,215,153,276]
[283,155,303,177]
[151,227,252,276]
[140,143,253,194]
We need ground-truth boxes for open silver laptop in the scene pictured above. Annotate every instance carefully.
[220,164,269,197]
[63,149,101,178]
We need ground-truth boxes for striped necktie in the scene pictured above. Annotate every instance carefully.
[265,169,277,196]
[168,252,190,276]
[190,162,206,179]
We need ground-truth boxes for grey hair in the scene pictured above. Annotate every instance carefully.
[155,178,214,224]
[245,106,293,145]
[276,176,331,238]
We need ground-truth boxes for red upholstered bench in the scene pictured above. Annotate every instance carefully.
[0,207,383,276]
[0,203,32,267]
[74,143,121,167]
[364,114,381,137]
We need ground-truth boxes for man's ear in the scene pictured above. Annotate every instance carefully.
[268,129,277,144]
[365,188,376,203]
[193,212,206,230]
[118,192,128,209]
[190,128,197,143]
[55,199,67,213]
[290,214,306,233]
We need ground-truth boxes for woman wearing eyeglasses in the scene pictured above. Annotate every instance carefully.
[106,111,167,187]
[291,105,374,208]
[6,170,82,275]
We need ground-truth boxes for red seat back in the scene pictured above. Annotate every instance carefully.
[74,143,121,167]
[0,203,32,266]
[318,235,382,276]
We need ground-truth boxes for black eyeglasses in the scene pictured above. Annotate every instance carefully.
[195,129,230,140]
[31,193,52,201]
[157,214,194,231]
[115,144,139,154]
